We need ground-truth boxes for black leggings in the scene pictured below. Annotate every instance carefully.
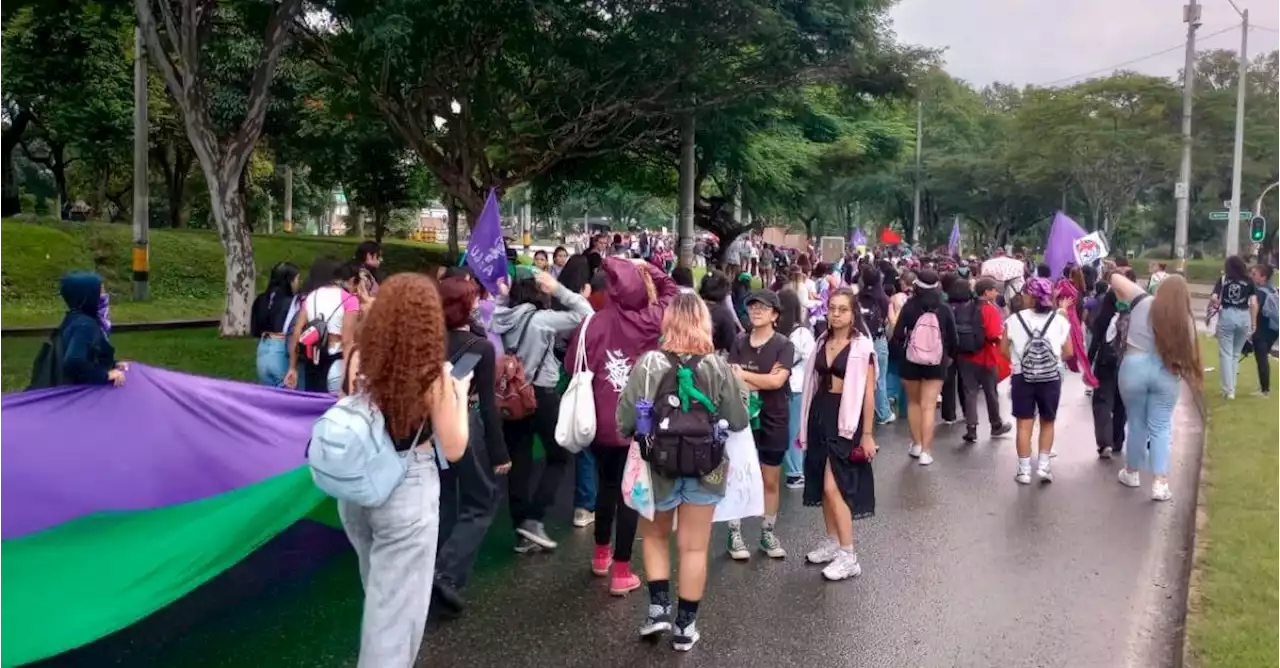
[592,444,638,563]
[502,387,570,527]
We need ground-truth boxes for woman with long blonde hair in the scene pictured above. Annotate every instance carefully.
[1109,272,1202,501]
[616,293,749,651]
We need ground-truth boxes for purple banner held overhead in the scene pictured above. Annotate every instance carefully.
[1044,211,1088,280]
[948,218,961,256]
[465,189,507,297]
[0,365,334,539]
[850,228,867,247]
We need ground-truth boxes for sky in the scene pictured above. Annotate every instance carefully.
[889,0,1280,88]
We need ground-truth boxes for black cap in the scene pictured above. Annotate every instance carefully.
[744,289,781,312]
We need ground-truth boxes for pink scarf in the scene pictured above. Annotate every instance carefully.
[797,334,875,447]
[1054,278,1098,388]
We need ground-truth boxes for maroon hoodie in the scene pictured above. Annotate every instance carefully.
[565,257,678,448]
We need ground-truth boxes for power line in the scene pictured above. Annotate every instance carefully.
[1251,24,1279,33]
[1035,23,1240,87]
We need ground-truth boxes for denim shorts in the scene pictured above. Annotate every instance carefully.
[654,476,723,512]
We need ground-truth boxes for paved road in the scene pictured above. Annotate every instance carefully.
[415,374,1201,668]
[40,375,1202,668]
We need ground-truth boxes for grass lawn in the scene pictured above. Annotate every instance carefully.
[1185,336,1279,667]
[0,328,255,393]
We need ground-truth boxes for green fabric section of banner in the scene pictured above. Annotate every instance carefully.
[1,466,326,667]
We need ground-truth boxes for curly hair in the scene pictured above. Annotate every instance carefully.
[356,273,446,440]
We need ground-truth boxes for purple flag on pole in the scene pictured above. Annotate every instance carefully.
[948,218,961,256]
[1044,211,1087,280]
[851,228,867,247]
[465,189,507,296]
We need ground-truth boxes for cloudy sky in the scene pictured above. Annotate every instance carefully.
[889,0,1280,87]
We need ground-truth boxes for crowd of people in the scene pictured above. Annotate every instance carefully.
[41,229,1277,667]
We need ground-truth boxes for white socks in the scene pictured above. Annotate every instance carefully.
[1018,456,1032,473]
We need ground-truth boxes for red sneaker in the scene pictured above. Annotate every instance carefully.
[591,545,612,576]
[609,561,641,596]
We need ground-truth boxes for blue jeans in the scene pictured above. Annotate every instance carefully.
[574,449,597,511]
[784,392,804,477]
[1117,352,1181,476]
[256,338,289,387]
[887,355,907,420]
[873,337,892,421]
[1215,307,1251,395]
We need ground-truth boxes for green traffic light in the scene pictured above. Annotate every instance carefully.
[1250,216,1266,242]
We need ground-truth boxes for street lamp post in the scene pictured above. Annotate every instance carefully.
[1226,5,1249,255]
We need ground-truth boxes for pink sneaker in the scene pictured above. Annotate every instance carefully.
[610,561,641,596]
[591,545,612,576]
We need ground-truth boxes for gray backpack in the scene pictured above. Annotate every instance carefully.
[1015,311,1060,383]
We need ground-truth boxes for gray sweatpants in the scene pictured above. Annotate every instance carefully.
[339,448,441,668]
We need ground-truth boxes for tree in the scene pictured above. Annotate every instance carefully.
[133,0,303,335]
[295,0,890,224]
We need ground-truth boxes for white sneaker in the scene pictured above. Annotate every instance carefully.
[1151,480,1173,501]
[1118,469,1141,488]
[572,508,595,528]
[1036,463,1053,483]
[821,551,863,581]
[805,538,840,564]
[917,451,934,466]
[727,529,750,560]
[877,411,897,425]
[1015,468,1032,485]
[908,443,923,458]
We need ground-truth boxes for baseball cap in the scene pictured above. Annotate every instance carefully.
[744,289,781,312]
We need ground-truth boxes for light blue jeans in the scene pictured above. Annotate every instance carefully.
[574,449,597,511]
[255,337,289,387]
[1215,307,1251,396]
[339,448,440,668]
[873,337,892,421]
[784,392,804,477]
[1117,352,1181,476]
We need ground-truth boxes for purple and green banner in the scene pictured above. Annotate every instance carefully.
[1,366,335,666]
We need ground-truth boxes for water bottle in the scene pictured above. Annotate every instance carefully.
[635,398,654,436]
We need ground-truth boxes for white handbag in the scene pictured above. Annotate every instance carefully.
[555,313,596,452]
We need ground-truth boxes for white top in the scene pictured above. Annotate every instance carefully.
[1004,309,1071,374]
[305,286,359,353]
[788,325,817,394]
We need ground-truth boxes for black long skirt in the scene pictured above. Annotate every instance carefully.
[802,390,875,519]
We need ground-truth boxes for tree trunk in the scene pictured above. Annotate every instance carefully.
[373,206,387,243]
[446,201,460,260]
[2,109,33,217]
[207,174,256,336]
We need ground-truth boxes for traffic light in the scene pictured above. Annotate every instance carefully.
[1250,216,1266,243]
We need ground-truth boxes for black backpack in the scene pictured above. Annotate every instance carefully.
[858,294,886,339]
[27,327,66,390]
[953,301,984,354]
[1107,293,1148,365]
[641,353,725,479]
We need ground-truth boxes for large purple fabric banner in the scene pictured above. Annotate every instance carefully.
[1044,211,1087,280]
[1,365,333,539]
[465,189,507,297]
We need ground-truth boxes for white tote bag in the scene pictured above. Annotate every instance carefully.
[555,314,596,452]
[712,429,766,523]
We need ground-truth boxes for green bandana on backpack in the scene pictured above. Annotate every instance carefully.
[747,391,762,430]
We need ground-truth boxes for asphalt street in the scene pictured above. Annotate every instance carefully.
[38,374,1202,668]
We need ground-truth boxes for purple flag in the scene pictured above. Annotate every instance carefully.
[948,218,961,256]
[850,228,867,247]
[1,365,334,539]
[1044,211,1087,280]
[465,189,507,296]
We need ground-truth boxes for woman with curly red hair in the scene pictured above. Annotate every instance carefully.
[338,273,472,668]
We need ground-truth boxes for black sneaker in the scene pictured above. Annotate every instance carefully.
[433,579,465,616]
[513,535,543,554]
[516,520,558,550]
[962,428,978,443]
[990,422,1013,438]
[672,621,700,651]
[639,604,672,639]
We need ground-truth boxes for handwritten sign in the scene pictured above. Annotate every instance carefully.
[713,429,765,523]
[1072,231,1109,267]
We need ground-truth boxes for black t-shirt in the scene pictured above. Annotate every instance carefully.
[729,331,796,452]
[858,291,889,339]
[1215,277,1255,310]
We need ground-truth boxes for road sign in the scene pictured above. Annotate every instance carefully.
[1209,210,1252,221]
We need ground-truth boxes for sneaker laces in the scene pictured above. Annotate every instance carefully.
[761,529,782,550]
[729,530,747,552]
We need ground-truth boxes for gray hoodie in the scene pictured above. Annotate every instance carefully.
[490,285,593,388]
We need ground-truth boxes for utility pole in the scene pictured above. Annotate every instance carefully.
[131,27,150,301]
[677,113,696,267]
[912,98,923,247]
[1174,0,1200,269]
[522,191,532,249]
[1226,6,1248,256]
[283,165,293,233]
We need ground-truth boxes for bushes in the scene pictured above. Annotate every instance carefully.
[1,218,457,308]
